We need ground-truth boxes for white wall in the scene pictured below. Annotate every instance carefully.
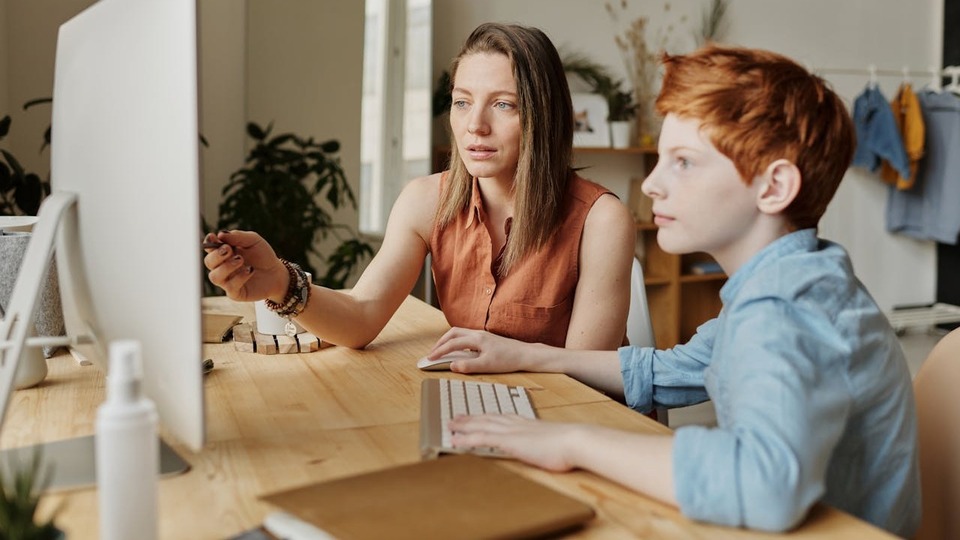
[0,1,368,282]
[198,0,247,225]
[245,0,366,271]
[432,0,944,311]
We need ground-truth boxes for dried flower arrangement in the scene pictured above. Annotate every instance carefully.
[604,1,688,144]
[696,0,730,47]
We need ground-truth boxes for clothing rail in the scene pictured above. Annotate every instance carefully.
[811,65,960,91]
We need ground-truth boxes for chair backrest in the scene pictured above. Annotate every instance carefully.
[626,258,655,348]
[913,327,960,540]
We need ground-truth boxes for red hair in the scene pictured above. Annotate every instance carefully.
[656,45,855,229]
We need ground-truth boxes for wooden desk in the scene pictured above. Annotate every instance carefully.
[1,296,893,539]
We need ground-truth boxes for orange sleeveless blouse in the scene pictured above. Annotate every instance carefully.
[429,173,614,347]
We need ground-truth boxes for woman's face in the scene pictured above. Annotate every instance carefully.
[449,52,522,183]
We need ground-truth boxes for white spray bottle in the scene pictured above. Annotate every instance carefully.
[95,339,159,540]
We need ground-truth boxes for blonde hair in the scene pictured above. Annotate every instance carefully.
[437,23,574,274]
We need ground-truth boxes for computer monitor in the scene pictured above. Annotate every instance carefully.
[0,0,205,478]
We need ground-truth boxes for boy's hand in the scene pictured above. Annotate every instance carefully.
[449,415,580,472]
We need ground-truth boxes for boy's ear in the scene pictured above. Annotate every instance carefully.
[755,159,801,215]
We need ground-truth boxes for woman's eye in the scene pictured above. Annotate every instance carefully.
[452,100,468,109]
[494,101,515,110]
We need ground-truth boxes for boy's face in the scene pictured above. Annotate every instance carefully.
[642,114,765,271]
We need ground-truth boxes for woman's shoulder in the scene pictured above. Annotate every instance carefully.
[402,171,444,195]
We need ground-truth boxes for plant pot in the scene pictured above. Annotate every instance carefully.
[610,120,633,149]
[0,219,66,386]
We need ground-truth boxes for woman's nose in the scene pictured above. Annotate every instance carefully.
[468,109,490,135]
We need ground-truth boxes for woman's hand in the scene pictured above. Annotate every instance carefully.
[203,230,288,302]
[449,415,581,472]
[427,327,537,373]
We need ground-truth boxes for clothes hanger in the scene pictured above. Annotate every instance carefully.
[944,66,960,95]
[929,65,943,93]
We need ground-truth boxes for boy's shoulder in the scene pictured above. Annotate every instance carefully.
[733,235,858,306]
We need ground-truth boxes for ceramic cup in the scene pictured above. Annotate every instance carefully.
[254,300,305,336]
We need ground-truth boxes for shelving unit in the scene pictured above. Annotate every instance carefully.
[575,146,725,349]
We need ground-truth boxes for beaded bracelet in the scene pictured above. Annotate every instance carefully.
[264,259,311,335]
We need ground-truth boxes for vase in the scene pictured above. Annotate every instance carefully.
[610,120,633,149]
[0,220,66,388]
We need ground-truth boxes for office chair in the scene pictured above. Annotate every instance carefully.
[626,258,656,349]
[627,257,668,425]
[913,327,960,540]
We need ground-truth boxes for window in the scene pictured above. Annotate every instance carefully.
[359,0,432,235]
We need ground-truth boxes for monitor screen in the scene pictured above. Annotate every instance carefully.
[50,0,205,451]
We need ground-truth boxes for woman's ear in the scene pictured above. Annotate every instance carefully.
[755,159,801,215]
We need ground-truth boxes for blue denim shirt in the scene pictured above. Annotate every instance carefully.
[852,85,911,179]
[619,229,920,536]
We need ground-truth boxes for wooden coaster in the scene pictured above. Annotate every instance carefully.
[231,322,333,354]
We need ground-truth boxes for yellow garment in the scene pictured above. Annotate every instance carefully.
[880,84,925,190]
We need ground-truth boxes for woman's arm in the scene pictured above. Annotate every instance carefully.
[566,193,636,350]
[206,174,440,349]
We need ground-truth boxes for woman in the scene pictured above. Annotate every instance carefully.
[204,22,635,350]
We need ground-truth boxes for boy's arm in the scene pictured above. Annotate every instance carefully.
[672,298,851,531]
[619,318,717,412]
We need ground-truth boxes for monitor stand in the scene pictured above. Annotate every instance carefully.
[0,435,190,492]
[0,192,191,490]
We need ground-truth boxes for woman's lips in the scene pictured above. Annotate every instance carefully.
[466,144,496,159]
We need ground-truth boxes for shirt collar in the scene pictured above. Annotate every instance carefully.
[720,228,818,304]
[465,175,485,229]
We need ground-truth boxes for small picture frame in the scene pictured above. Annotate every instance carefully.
[571,93,610,148]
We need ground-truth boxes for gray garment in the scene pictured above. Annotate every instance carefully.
[886,89,960,244]
[0,232,65,357]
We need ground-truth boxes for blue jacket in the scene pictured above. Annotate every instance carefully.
[852,85,911,179]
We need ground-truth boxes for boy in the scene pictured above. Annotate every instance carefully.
[428,45,921,536]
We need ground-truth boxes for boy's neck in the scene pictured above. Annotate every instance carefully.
[711,217,795,276]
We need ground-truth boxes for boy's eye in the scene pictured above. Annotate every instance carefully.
[675,157,691,169]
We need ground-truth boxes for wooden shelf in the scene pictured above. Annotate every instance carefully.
[680,273,727,283]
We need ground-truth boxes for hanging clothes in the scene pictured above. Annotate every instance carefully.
[886,89,960,244]
[879,83,925,190]
[852,84,911,179]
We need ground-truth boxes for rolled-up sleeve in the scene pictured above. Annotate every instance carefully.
[672,298,851,531]
[619,318,717,413]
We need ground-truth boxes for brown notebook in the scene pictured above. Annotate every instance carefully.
[260,454,595,539]
[201,313,243,343]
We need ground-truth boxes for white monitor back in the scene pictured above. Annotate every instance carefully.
[51,0,205,450]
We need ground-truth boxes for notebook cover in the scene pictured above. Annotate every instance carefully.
[260,454,595,539]
[201,313,243,343]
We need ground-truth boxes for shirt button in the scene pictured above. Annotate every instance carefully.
[484,287,492,295]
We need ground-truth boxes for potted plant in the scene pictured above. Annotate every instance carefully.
[0,112,49,217]
[0,449,63,539]
[215,122,373,290]
[562,54,636,147]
